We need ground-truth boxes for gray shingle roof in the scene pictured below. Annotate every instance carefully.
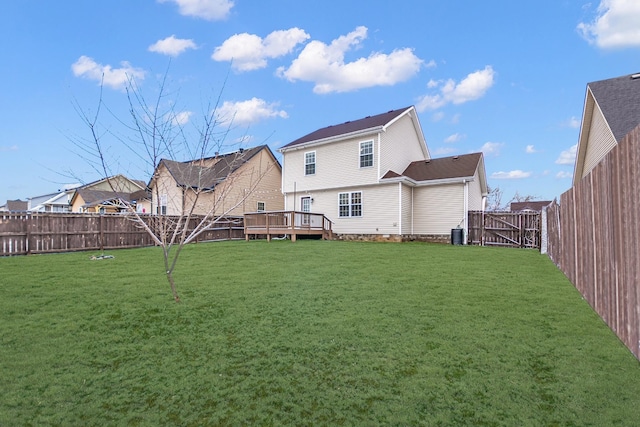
[589,73,640,142]
[160,145,267,190]
[280,106,413,149]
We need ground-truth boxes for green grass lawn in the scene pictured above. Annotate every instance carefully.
[1,240,639,426]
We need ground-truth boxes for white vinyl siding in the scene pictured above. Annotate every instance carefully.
[379,113,429,175]
[400,184,412,234]
[413,184,465,235]
[582,105,617,179]
[468,170,483,211]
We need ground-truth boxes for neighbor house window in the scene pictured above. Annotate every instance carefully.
[339,192,362,217]
[158,194,167,215]
[305,151,316,175]
[360,140,373,168]
[257,201,265,212]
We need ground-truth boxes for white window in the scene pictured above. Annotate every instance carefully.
[305,151,316,175]
[158,194,167,215]
[257,201,265,212]
[339,192,362,217]
[360,140,373,168]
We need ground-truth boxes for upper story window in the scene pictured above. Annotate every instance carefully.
[305,151,316,175]
[360,141,374,168]
[257,201,265,212]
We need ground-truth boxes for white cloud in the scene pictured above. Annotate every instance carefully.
[578,0,640,48]
[556,171,573,179]
[0,145,18,152]
[216,98,288,126]
[149,35,197,57]
[480,141,503,157]
[444,133,465,143]
[277,26,424,94]
[556,144,577,165]
[564,116,581,129]
[212,28,310,71]
[172,111,193,126]
[491,170,532,179]
[158,0,233,21]
[525,145,537,153]
[416,66,495,111]
[71,56,145,90]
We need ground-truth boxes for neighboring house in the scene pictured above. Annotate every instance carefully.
[510,201,552,212]
[279,106,488,241]
[1,199,28,212]
[573,72,640,185]
[70,175,146,213]
[149,145,283,216]
[28,185,80,212]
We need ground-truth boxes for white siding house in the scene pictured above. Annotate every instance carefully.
[279,106,488,241]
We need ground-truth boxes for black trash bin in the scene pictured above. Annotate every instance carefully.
[451,228,464,245]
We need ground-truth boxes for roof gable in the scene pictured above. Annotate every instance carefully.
[157,145,276,190]
[573,72,640,185]
[280,106,414,150]
[588,73,640,142]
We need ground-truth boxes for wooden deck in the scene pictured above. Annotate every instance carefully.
[244,211,333,242]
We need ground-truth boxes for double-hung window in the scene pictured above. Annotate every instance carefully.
[257,201,265,212]
[158,194,167,215]
[339,191,362,217]
[305,151,316,175]
[360,140,373,168]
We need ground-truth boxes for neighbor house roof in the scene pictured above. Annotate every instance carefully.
[73,189,136,208]
[383,152,484,182]
[510,201,552,212]
[157,145,273,190]
[587,73,640,142]
[6,199,28,211]
[280,106,414,150]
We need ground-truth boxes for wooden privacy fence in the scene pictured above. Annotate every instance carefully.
[468,211,541,249]
[0,213,244,256]
[544,125,640,360]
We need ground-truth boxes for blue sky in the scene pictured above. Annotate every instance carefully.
[1,0,638,205]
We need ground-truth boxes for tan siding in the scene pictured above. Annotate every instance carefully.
[152,148,282,216]
[413,184,464,235]
[582,105,617,179]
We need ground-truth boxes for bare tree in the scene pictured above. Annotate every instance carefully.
[486,186,540,211]
[72,73,276,302]
[485,186,505,211]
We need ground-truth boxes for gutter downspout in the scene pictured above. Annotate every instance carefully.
[377,132,382,181]
[398,182,402,236]
[463,179,469,244]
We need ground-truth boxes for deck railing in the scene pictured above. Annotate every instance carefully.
[244,211,333,242]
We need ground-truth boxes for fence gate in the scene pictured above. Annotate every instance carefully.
[468,211,541,249]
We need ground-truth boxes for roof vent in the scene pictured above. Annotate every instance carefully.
[632,73,640,80]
